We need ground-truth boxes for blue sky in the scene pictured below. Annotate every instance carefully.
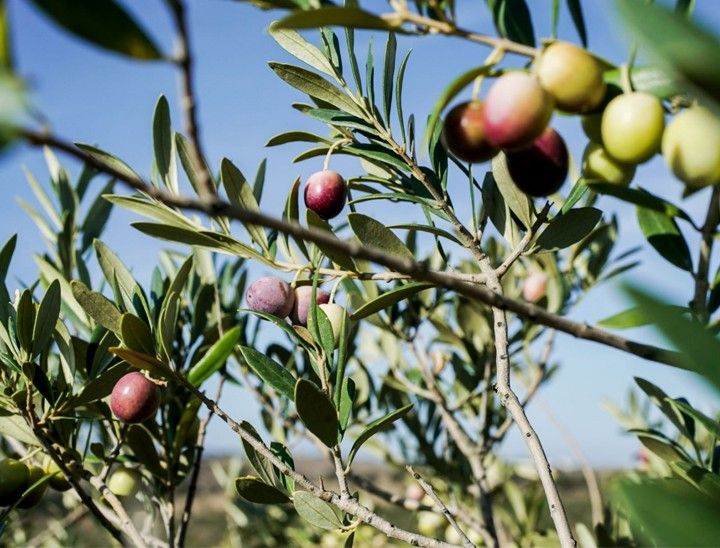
[2,0,720,468]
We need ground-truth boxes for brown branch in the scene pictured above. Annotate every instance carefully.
[495,202,552,278]
[479,259,574,546]
[165,0,215,200]
[384,7,538,58]
[692,186,720,321]
[18,129,683,369]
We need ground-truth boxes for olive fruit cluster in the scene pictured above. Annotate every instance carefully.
[442,41,610,197]
[0,455,73,509]
[583,97,720,188]
[245,277,347,337]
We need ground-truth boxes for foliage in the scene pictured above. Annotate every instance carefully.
[0,0,716,547]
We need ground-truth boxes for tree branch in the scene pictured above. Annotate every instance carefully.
[165,0,215,200]
[407,465,476,548]
[18,127,683,369]
[173,373,458,548]
[692,186,720,321]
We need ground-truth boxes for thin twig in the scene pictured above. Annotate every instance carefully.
[692,186,720,321]
[495,202,552,278]
[412,344,498,547]
[18,127,683,369]
[173,373,457,548]
[26,506,88,548]
[384,7,538,58]
[407,466,476,548]
[535,395,603,526]
[165,0,215,200]
[176,281,228,547]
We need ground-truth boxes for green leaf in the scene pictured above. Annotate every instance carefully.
[636,207,693,271]
[274,7,398,32]
[294,379,339,448]
[667,398,720,438]
[346,403,412,468]
[187,326,241,386]
[240,421,276,486]
[591,183,694,224]
[566,0,587,46]
[152,95,176,192]
[615,0,720,107]
[388,223,461,245]
[348,213,413,261]
[15,289,34,355]
[598,304,688,329]
[269,62,363,117]
[266,131,329,147]
[307,294,336,360]
[382,32,396,124]
[126,424,163,477]
[241,309,313,353]
[0,414,38,445]
[614,477,720,546]
[239,345,296,400]
[72,362,129,406]
[70,280,122,333]
[338,377,354,432]
[306,210,356,271]
[236,476,290,504]
[423,64,494,151]
[109,347,169,378]
[94,239,148,317]
[488,0,536,46]
[604,66,680,100]
[625,286,716,379]
[669,460,720,499]
[119,313,154,355]
[32,280,61,358]
[491,153,534,230]
[293,490,344,530]
[74,144,139,183]
[175,132,211,195]
[351,282,433,320]
[636,432,688,462]
[561,178,589,214]
[28,0,162,60]
[395,49,411,145]
[269,23,335,77]
[536,208,602,251]
[221,158,269,251]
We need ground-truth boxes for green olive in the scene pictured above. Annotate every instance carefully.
[108,468,141,498]
[0,458,29,506]
[582,142,636,186]
[662,105,720,187]
[601,92,665,164]
[42,455,72,492]
[16,465,48,509]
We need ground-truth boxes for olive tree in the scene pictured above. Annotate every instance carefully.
[0,0,718,547]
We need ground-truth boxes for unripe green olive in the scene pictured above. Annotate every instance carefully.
[16,465,47,509]
[601,92,665,164]
[536,41,606,113]
[0,458,29,506]
[662,105,720,187]
[107,468,141,497]
[582,142,636,186]
[43,455,72,492]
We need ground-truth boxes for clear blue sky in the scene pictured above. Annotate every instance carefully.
[2,0,719,468]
